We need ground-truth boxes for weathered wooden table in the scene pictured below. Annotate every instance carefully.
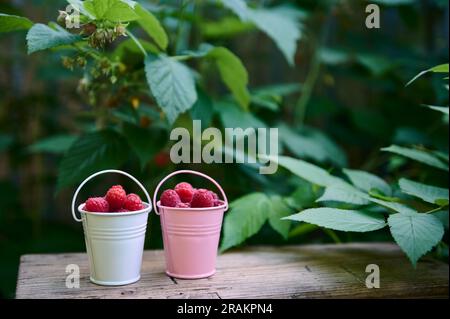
[16,243,448,299]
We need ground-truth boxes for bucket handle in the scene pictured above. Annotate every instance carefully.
[71,169,152,222]
[153,170,228,215]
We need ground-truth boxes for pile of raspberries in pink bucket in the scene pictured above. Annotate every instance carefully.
[160,182,222,208]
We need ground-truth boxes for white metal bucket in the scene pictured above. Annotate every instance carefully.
[71,170,152,286]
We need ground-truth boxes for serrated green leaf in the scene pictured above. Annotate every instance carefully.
[0,13,33,33]
[406,63,449,86]
[284,208,387,232]
[422,105,449,115]
[28,135,77,154]
[207,46,250,110]
[279,124,347,167]
[260,155,345,187]
[317,183,371,205]
[382,145,449,171]
[248,9,301,66]
[220,193,271,251]
[67,0,94,18]
[144,55,197,125]
[218,100,266,129]
[221,0,302,66]
[399,178,449,205]
[369,198,417,215]
[26,23,81,54]
[134,4,168,50]
[268,196,292,239]
[56,130,128,191]
[388,212,444,266]
[122,123,166,169]
[84,0,138,22]
[433,210,449,229]
[190,88,214,125]
[344,169,391,195]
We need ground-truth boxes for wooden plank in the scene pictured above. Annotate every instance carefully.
[15,243,448,299]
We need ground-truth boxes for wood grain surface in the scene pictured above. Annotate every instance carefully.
[15,243,449,299]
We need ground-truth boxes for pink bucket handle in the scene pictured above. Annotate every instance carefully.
[153,170,228,215]
[71,169,152,222]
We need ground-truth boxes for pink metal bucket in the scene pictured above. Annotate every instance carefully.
[153,170,228,279]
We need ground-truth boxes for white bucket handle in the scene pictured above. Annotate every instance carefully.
[71,169,152,222]
[153,170,228,215]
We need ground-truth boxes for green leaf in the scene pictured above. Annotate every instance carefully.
[144,55,197,125]
[56,130,128,191]
[279,124,347,167]
[67,0,94,18]
[218,101,266,129]
[190,88,214,125]
[284,208,387,232]
[433,210,449,229]
[202,17,254,39]
[343,169,391,196]
[0,134,13,152]
[247,9,301,66]
[220,193,271,251]
[261,155,344,187]
[268,196,292,239]
[317,184,371,205]
[84,0,139,22]
[399,178,449,206]
[0,13,33,33]
[221,0,302,66]
[122,123,166,169]
[422,105,449,115]
[382,145,449,171]
[28,135,77,154]
[26,23,81,54]
[388,212,444,266]
[134,4,168,50]
[369,198,417,215]
[207,46,250,110]
[406,63,449,86]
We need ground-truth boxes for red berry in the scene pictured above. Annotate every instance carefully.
[209,191,219,200]
[117,208,129,212]
[124,193,144,211]
[191,189,214,208]
[160,189,181,207]
[85,197,109,212]
[105,185,126,211]
[154,151,170,167]
[175,182,193,191]
[175,186,195,203]
[213,200,222,207]
[176,202,191,208]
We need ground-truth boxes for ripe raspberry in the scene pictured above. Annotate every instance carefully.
[124,193,144,211]
[213,200,223,207]
[175,182,193,191]
[209,191,219,200]
[176,202,191,208]
[175,182,195,203]
[85,197,109,212]
[160,189,181,207]
[191,189,214,208]
[117,208,129,212]
[105,185,126,211]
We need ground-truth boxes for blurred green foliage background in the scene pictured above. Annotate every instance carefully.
[0,0,448,298]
